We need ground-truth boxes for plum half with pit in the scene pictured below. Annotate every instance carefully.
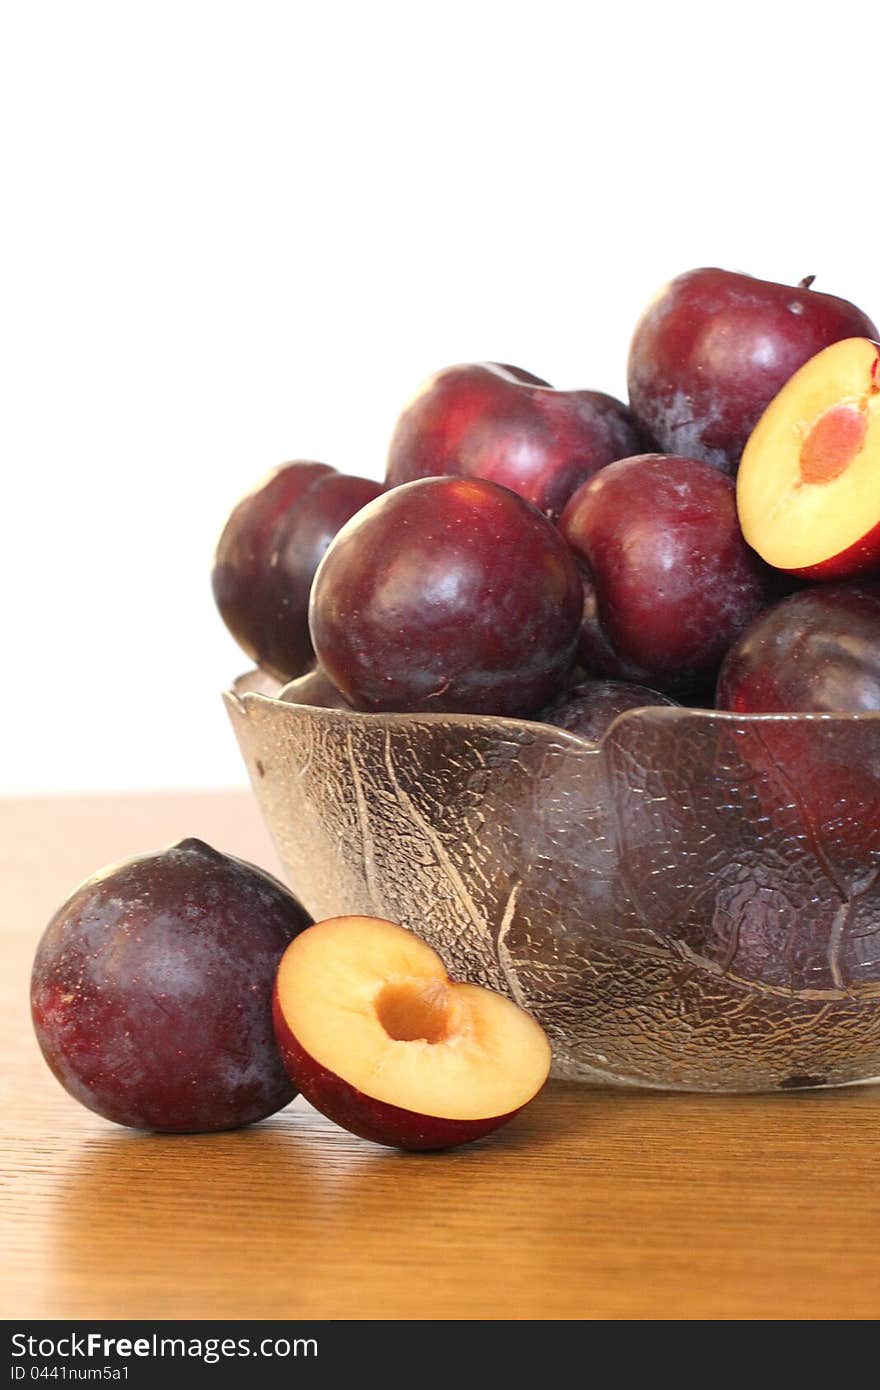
[31,839,312,1132]
[386,362,644,522]
[212,462,383,682]
[737,337,880,580]
[559,454,770,696]
[309,476,583,716]
[627,268,877,473]
[273,916,551,1151]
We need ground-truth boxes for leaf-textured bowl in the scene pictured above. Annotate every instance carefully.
[225,676,880,1091]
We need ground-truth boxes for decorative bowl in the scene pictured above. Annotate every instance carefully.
[225,675,880,1092]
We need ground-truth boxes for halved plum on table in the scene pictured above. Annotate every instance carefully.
[559,454,770,696]
[31,839,311,1132]
[386,362,643,522]
[627,268,877,473]
[309,476,583,715]
[273,916,551,1150]
[213,463,383,681]
[737,337,880,580]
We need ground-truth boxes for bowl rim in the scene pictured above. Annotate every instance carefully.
[225,672,880,757]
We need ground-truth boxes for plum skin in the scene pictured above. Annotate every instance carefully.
[627,268,878,473]
[278,665,352,710]
[538,680,679,741]
[212,463,383,682]
[309,476,583,716]
[716,585,880,713]
[386,362,644,522]
[31,839,312,1132]
[715,586,880,862]
[560,454,770,696]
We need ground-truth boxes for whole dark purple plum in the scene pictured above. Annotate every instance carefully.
[539,679,679,741]
[716,585,880,713]
[309,476,583,716]
[560,454,770,695]
[385,362,643,522]
[212,462,383,681]
[627,268,877,472]
[31,839,311,1132]
[715,586,880,861]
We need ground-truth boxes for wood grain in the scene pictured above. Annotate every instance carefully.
[2,792,878,1321]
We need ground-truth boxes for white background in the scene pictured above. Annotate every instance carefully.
[2,0,877,793]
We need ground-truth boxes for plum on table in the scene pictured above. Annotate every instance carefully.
[31,839,311,1132]
[273,915,551,1150]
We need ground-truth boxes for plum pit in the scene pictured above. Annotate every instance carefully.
[799,403,867,485]
[375,979,452,1044]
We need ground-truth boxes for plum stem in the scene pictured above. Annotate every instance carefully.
[175,837,221,858]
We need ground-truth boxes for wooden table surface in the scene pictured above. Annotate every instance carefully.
[2,791,878,1321]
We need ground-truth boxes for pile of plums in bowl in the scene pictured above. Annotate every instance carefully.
[216,267,880,1093]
